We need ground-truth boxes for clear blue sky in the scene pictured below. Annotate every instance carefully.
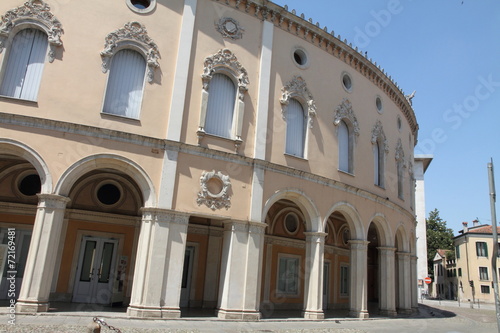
[273,0,500,234]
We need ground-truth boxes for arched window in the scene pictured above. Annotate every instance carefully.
[285,99,306,157]
[0,29,48,101]
[372,120,387,188]
[395,139,405,199]
[338,120,351,173]
[102,49,146,119]
[373,141,381,186]
[204,73,236,138]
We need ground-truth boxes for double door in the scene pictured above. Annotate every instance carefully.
[73,236,118,304]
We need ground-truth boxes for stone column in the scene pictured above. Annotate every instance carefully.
[396,252,412,314]
[411,255,418,311]
[17,194,70,313]
[202,227,223,308]
[348,240,369,318]
[217,221,265,320]
[303,232,326,320]
[127,209,189,319]
[377,247,397,317]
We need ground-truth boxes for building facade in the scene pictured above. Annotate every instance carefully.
[0,0,420,320]
[454,222,500,304]
[431,249,457,300]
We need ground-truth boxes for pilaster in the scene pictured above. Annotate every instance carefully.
[411,255,418,312]
[396,251,412,314]
[377,247,397,317]
[202,227,223,308]
[348,240,369,319]
[127,208,189,319]
[217,221,265,320]
[17,194,70,313]
[302,232,326,320]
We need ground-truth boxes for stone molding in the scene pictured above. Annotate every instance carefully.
[211,0,418,140]
[0,0,64,63]
[201,48,249,100]
[140,207,189,225]
[280,75,317,128]
[333,98,359,140]
[348,240,369,250]
[304,231,327,243]
[197,170,232,211]
[215,17,244,39]
[265,235,305,249]
[36,193,70,210]
[324,245,350,256]
[100,21,160,83]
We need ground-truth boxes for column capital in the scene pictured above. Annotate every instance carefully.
[140,208,189,225]
[396,251,411,257]
[37,193,70,209]
[377,246,397,252]
[304,232,327,243]
[348,240,369,250]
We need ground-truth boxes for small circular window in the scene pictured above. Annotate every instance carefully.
[376,96,383,113]
[127,0,156,13]
[342,72,352,92]
[97,183,122,206]
[18,174,41,196]
[284,213,299,234]
[292,47,309,69]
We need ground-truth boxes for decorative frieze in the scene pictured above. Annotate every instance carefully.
[0,0,64,63]
[197,170,232,211]
[100,22,160,83]
[280,76,317,128]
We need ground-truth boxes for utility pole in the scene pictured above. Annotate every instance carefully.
[488,159,500,333]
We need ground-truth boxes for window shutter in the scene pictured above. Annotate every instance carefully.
[0,29,48,101]
[205,73,236,138]
[285,99,305,157]
[103,49,146,119]
[338,120,349,172]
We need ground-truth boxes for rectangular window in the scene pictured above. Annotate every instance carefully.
[340,265,349,296]
[458,268,462,276]
[479,267,489,280]
[277,256,300,295]
[476,242,488,257]
[481,285,490,294]
[455,245,460,259]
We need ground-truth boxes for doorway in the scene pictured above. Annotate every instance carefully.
[0,228,32,299]
[72,236,118,304]
[323,262,330,309]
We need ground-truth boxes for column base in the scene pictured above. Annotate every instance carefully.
[217,308,261,321]
[349,309,369,319]
[302,310,324,320]
[379,309,397,317]
[127,305,181,319]
[16,300,50,313]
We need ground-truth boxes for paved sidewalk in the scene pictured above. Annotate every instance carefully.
[0,301,496,333]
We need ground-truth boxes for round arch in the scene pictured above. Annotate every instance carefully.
[0,139,53,193]
[262,188,320,232]
[395,225,410,252]
[54,154,157,207]
[367,213,393,247]
[323,201,364,240]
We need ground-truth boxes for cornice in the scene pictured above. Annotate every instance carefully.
[212,0,418,142]
[0,112,415,223]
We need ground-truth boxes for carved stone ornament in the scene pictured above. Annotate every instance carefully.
[197,170,232,211]
[0,0,64,63]
[371,120,389,153]
[100,22,160,83]
[202,48,249,100]
[280,75,317,128]
[395,138,405,162]
[333,98,360,139]
[215,17,244,40]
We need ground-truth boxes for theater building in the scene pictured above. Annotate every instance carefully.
[0,0,419,320]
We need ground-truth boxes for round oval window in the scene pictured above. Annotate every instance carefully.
[342,73,352,91]
[18,174,41,196]
[97,183,121,205]
[131,0,151,9]
[285,213,299,234]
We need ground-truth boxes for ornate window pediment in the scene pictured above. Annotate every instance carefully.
[280,75,317,128]
[100,21,160,84]
[197,170,232,211]
[0,0,64,63]
[395,138,405,164]
[333,98,360,140]
[371,120,389,152]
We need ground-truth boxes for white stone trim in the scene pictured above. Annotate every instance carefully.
[280,75,317,128]
[196,170,232,211]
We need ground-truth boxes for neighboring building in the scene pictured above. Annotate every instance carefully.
[414,155,433,296]
[454,221,500,303]
[0,0,420,320]
[431,249,457,300]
